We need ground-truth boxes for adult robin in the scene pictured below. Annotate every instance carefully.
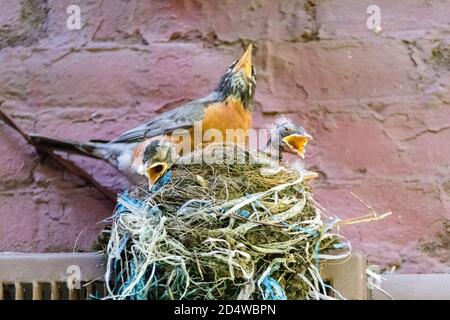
[112,43,255,147]
[29,44,256,185]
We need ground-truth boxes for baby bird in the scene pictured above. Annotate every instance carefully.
[141,139,179,189]
[266,117,313,160]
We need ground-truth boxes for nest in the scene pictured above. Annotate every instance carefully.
[100,143,351,300]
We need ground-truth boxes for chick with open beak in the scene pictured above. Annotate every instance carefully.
[142,140,179,189]
[267,117,313,160]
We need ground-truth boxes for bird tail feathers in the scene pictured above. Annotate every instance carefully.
[28,134,109,159]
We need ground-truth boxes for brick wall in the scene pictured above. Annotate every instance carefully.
[0,0,449,273]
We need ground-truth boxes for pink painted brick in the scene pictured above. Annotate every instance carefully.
[257,41,422,113]
[0,185,112,252]
[1,45,234,109]
[317,0,450,41]
[45,0,312,45]
[0,0,21,26]
[306,114,418,180]
[0,120,36,184]
[314,181,447,273]
[0,0,448,273]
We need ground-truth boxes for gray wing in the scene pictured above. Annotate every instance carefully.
[111,93,220,143]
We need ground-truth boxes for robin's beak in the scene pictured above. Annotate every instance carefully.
[145,162,168,188]
[282,132,313,159]
[232,44,253,78]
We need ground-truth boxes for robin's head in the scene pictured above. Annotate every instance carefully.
[215,44,256,110]
[142,140,178,188]
[269,117,313,159]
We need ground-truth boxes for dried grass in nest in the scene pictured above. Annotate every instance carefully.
[100,143,351,300]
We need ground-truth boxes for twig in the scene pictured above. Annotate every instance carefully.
[0,104,116,203]
[338,192,392,227]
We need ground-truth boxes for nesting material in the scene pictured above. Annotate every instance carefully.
[101,143,351,300]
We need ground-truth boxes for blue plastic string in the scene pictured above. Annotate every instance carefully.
[260,263,287,300]
[239,209,250,218]
[151,170,172,192]
[333,243,348,249]
[115,191,145,215]
[261,276,287,300]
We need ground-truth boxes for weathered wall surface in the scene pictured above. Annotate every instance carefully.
[0,0,449,273]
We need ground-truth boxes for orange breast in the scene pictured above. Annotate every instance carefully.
[199,98,252,146]
[136,99,253,159]
[202,99,252,133]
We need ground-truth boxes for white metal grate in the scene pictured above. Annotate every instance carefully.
[0,252,367,300]
[0,253,106,300]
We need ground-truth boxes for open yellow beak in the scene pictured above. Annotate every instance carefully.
[232,43,253,78]
[282,134,313,159]
[145,162,168,187]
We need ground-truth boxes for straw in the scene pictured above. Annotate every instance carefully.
[100,143,351,300]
